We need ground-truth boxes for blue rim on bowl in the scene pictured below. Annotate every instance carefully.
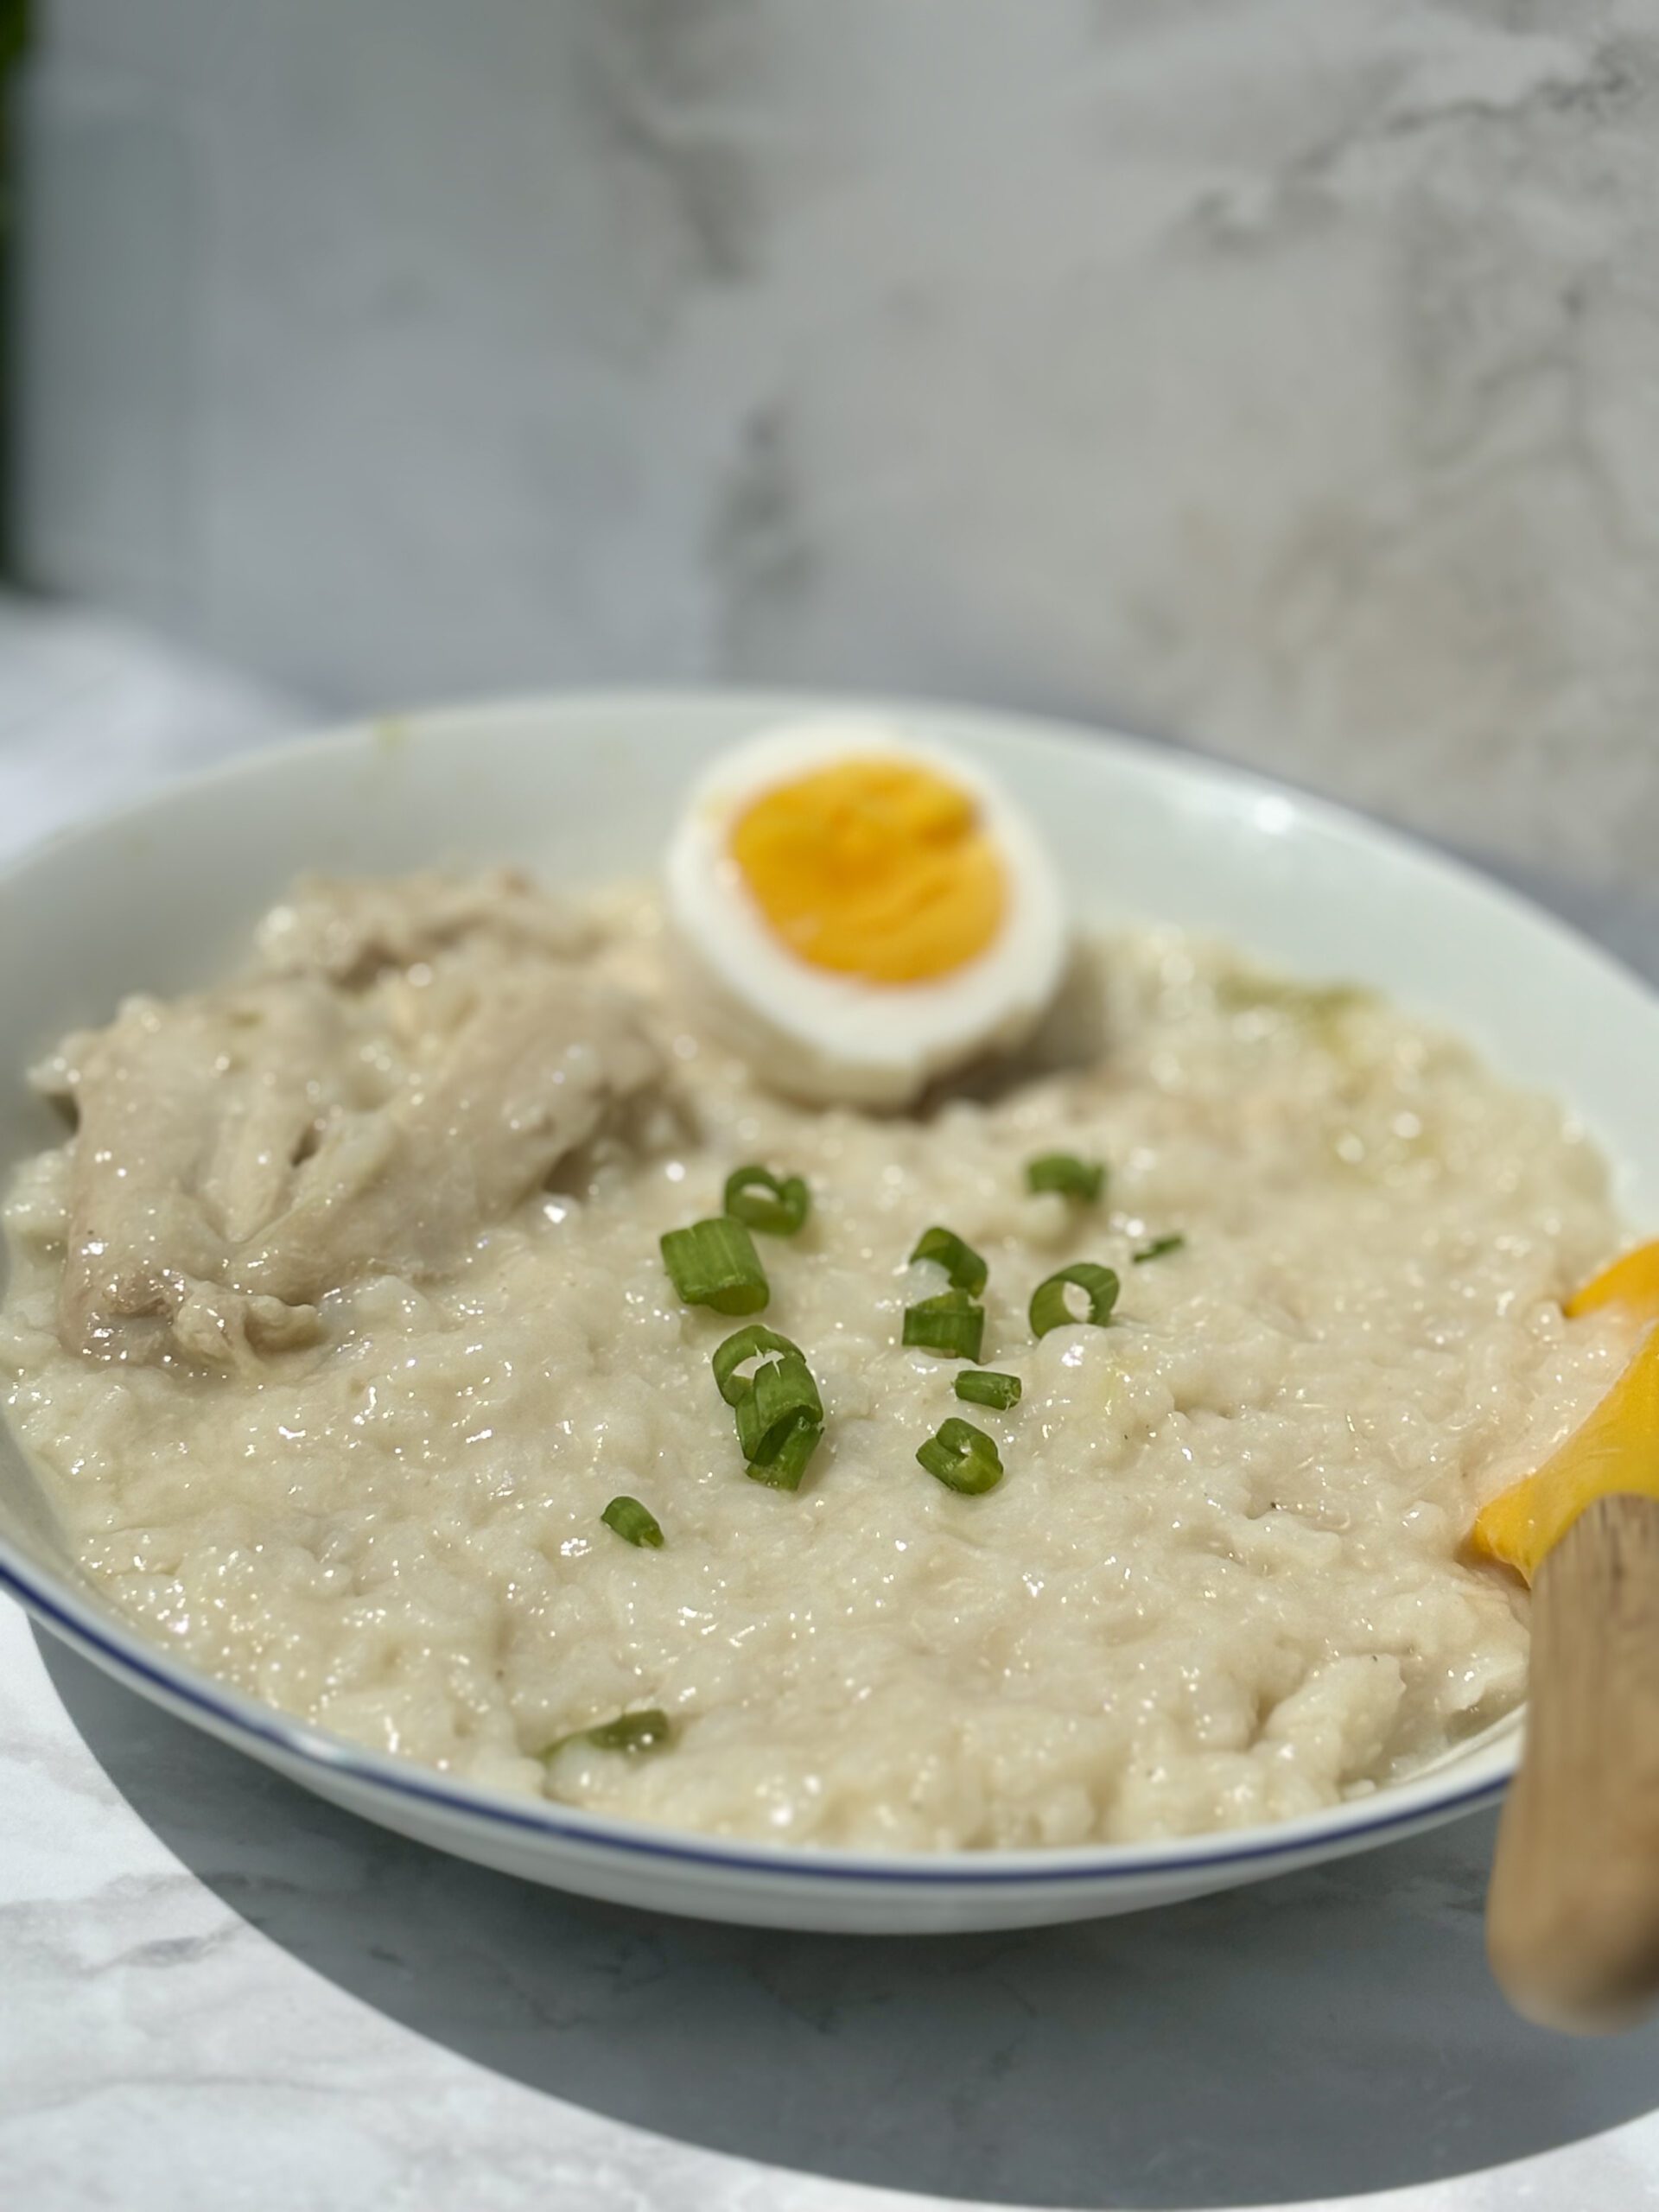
[0,1548,1511,1885]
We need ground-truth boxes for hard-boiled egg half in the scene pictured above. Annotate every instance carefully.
[665,718,1069,1106]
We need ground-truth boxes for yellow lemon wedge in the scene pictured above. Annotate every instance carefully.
[1565,1240,1659,1321]
[1470,1243,1659,1584]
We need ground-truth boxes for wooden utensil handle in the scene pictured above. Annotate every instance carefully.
[1488,1492,1659,2033]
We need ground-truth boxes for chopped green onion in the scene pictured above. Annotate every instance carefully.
[712,1324,824,1491]
[600,1495,664,1548]
[1134,1234,1185,1263]
[1025,1153,1105,1203]
[734,1387,766,1461]
[712,1324,802,1405]
[724,1164,811,1237]
[1029,1262,1120,1337]
[544,1707,674,1761]
[917,1416,1004,1495]
[741,1349,823,1462]
[902,1288,986,1362]
[661,1217,769,1314]
[586,1708,672,1753]
[747,1413,823,1492]
[909,1224,988,1295]
[954,1368,1022,1411]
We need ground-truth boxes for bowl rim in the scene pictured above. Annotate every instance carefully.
[6,680,1646,1891]
[0,1549,1510,1884]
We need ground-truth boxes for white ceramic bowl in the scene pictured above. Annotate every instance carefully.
[2,690,1654,1934]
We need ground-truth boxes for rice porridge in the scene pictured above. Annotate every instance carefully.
[0,873,1631,1849]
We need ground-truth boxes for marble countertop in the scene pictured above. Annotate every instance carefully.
[5,604,1659,2212]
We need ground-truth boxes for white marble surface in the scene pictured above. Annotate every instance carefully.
[17,0,1659,906]
[4,606,1659,2209]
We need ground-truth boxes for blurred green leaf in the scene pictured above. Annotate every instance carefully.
[0,2,30,78]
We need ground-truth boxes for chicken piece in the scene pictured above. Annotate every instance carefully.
[42,976,361,1365]
[230,969,658,1305]
[43,952,660,1368]
[254,869,591,986]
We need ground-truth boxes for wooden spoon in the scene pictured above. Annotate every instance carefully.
[1487,1492,1659,2033]
[1475,1242,1659,2032]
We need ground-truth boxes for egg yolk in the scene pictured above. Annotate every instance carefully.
[729,758,1006,984]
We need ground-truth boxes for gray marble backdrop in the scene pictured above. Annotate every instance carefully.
[16,0,1659,896]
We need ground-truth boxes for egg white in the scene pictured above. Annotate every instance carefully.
[664,716,1069,1107]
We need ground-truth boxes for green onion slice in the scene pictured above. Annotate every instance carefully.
[902,1288,986,1362]
[1134,1234,1185,1263]
[724,1164,811,1237]
[544,1707,675,1761]
[954,1368,1022,1411]
[747,1413,823,1492]
[1029,1262,1120,1337]
[909,1224,988,1295]
[661,1217,769,1314]
[734,1386,766,1461]
[917,1416,1004,1495]
[713,1325,824,1491]
[712,1324,802,1406]
[1025,1154,1105,1203]
[743,1350,823,1461]
[600,1495,664,1548]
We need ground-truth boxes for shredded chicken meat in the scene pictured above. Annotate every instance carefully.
[33,872,661,1368]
